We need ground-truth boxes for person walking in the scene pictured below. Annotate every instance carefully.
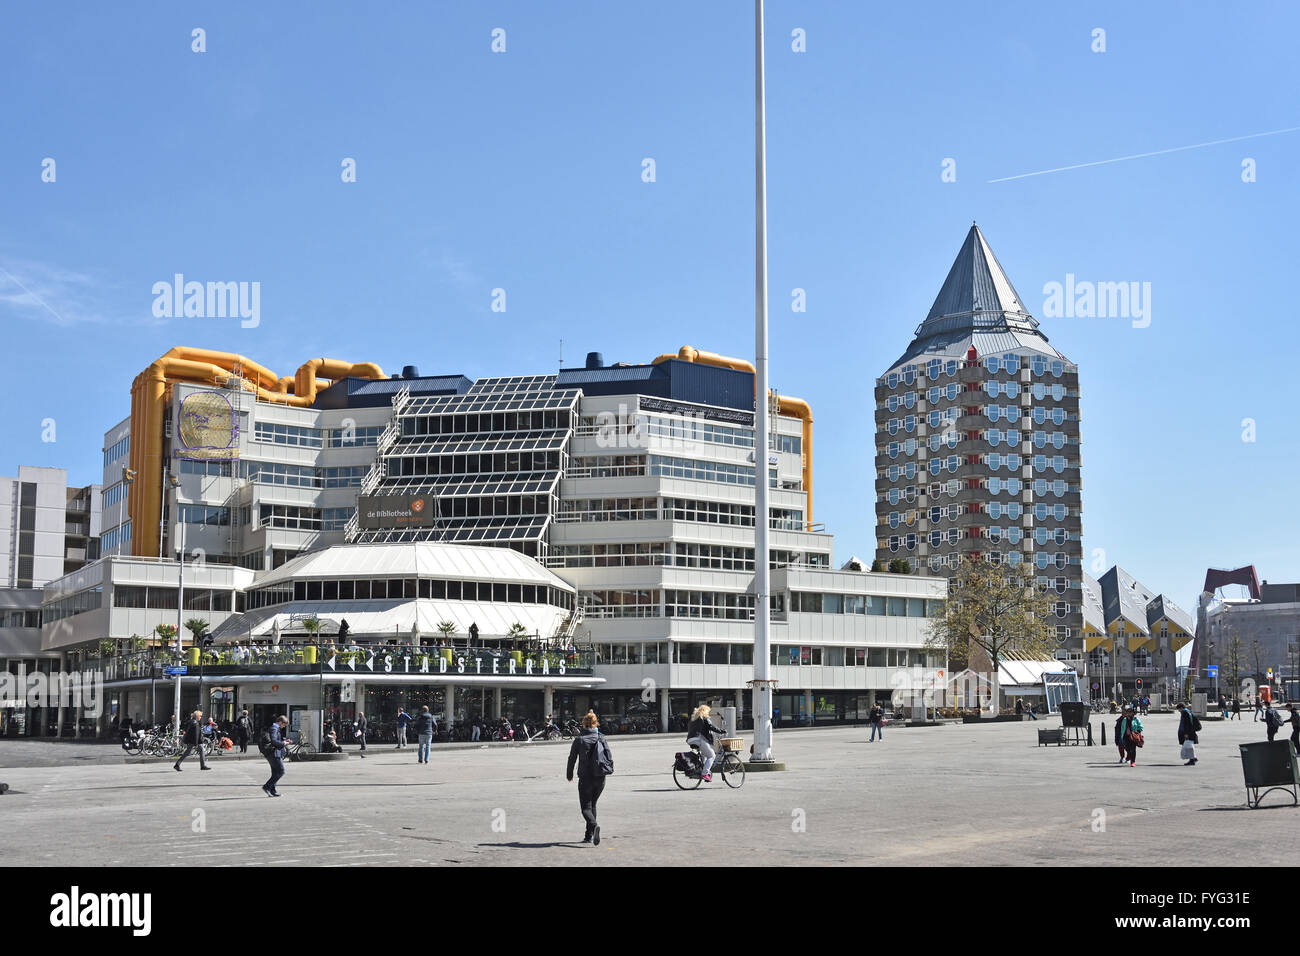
[1176,701,1200,766]
[354,712,368,757]
[1288,704,1300,753]
[236,709,252,754]
[1118,705,1143,767]
[173,710,211,772]
[395,707,413,749]
[1254,698,1264,722]
[414,705,436,763]
[1114,710,1127,763]
[1231,698,1242,721]
[869,702,884,742]
[565,711,612,845]
[1264,702,1282,742]
[260,714,288,796]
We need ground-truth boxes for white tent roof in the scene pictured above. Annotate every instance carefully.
[250,542,573,591]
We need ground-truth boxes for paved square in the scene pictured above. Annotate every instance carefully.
[2,714,1297,866]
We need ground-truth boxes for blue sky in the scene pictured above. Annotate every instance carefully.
[2,1,1297,615]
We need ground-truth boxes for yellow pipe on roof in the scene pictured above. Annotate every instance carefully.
[126,349,385,556]
[650,346,813,530]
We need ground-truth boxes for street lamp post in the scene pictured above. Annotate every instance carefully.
[749,0,777,765]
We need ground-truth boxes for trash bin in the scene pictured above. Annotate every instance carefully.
[185,647,200,666]
[303,645,317,665]
[1239,741,1300,808]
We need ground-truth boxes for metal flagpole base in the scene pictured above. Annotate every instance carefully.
[742,760,787,771]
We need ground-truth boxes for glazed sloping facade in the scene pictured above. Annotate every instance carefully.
[874,225,1084,652]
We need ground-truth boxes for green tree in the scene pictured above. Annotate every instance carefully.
[925,557,1057,713]
[888,558,911,574]
[436,620,457,641]
[301,617,322,641]
[870,559,884,572]
[184,618,209,644]
[155,623,177,645]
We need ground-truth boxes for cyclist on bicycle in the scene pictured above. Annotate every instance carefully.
[686,704,723,783]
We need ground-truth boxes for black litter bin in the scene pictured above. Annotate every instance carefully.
[1239,741,1300,809]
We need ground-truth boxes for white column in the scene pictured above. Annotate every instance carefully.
[493,687,503,719]
[750,0,775,762]
[804,688,813,725]
[736,687,746,727]
[445,685,456,725]
[543,684,554,720]
[659,689,670,732]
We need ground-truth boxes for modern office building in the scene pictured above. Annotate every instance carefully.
[1,466,102,736]
[873,224,1084,655]
[1,466,102,588]
[1195,566,1300,699]
[1079,565,1194,702]
[25,344,948,736]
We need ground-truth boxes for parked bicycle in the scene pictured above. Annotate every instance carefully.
[285,731,315,762]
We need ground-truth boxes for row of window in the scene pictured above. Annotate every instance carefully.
[112,586,234,612]
[102,523,131,553]
[103,436,130,467]
[880,355,1073,389]
[774,645,943,668]
[401,410,571,437]
[579,589,786,620]
[0,609,41,628]
[884,476,1068,504]
[549,542,826,572]
[790,593,942,617]
[253,422,385,448]
[555,496,805,531]
[245,577,572,611]
[388,451,561,477]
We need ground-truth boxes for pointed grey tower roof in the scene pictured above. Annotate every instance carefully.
[916,223,1039,338]
[883,223,1063,373]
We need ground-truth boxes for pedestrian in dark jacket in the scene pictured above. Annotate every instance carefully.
[1114,713,1127,763]
[1289,704,1300,753]
[414,706,436,763]
[355,712,367,757]
[1176,702,1199,766]
[686,704,723,781]
[236,709,252,753]
[566,711,611,845]
[173,710,210,771]
[1231,698,1241,720]
[869,703,884,742]
[261,715,288,796]
[1264,704,1282,742]
[395,707,414,749]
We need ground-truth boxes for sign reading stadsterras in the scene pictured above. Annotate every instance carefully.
[357,494,436,529]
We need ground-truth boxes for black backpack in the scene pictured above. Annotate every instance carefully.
[592,735,614,776]
[258,729,274,754]
[1191,713,1202,733]
[1266,709,1281,730]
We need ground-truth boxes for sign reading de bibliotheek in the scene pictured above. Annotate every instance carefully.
[358,494,436,530]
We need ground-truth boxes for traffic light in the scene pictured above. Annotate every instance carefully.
[1136,678,1143,688]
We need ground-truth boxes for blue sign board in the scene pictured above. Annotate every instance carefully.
[164,666,188,676]
[1207,665,1219,678]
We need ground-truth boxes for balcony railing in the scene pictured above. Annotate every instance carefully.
[85,640,595,680]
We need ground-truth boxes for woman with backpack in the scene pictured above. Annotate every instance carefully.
[565,711,612,845]
[1176,702,1200,766]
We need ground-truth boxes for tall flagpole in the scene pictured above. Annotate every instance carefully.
[750,0,776,764]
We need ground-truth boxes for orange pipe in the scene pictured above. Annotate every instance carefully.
[650,346,813,528]
[126,349,385,556]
